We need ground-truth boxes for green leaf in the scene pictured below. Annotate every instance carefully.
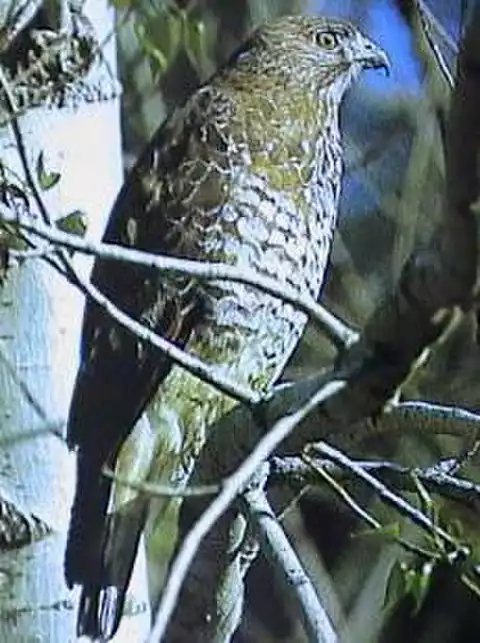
[134,8,182,78]
[56,210,88,236]
[357,522,401,540]
[36,152,61,191]
[385,559,435,615]
[5,183,29,207]
[108,0,132,8]
[384,561,407,611]
[0,223,29,252]
[409,560,434,614]
[183,16,207,70]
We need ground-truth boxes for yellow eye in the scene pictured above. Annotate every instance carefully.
[316,30,339,50]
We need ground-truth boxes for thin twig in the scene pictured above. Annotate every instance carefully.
[417,0,458,55]
[309,443,467,554]
[0,343,48,421]
[9,245,57,260]
[0,207,358,349]
[76,276,260,407]
[0,420,65,446]
[417,0,454,87]
[271,455,480,507]
[393,400,480,437]
[0,64,79,287]
[304,453,380,530]
[303,453,447,562]
[0,67,53,226]
[103,467,219,499]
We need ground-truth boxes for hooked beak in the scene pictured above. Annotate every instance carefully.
[348,32,390,75]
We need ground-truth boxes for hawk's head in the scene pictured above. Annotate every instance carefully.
[233,15,389,98]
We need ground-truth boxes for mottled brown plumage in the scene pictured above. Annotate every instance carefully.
[64,14,388,641]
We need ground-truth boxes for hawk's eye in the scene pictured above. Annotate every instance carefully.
[316,30,339,50]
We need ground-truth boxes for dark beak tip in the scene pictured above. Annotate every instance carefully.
[358,37,391,77]
[366,51,391,77]
[378,60,391,77]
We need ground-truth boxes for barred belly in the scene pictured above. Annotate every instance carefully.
[150,169,339,477]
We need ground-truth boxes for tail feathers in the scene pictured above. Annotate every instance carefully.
[65,452,111,590]
[77,585,123,642]
[76,498,148,641]
[65,454,148,641]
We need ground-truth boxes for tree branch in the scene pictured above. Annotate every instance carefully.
[242,481,337,643]
[271,455,480,509]
[307,443,465,553]
[149,379,345,642]
[0,206,357,349]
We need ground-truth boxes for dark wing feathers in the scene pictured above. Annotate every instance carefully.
[68,86,233,454]
[65,81,238,640]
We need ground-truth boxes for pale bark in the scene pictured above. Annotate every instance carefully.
[0,1,150,640]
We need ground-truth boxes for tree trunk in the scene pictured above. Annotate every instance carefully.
[0,1,150,640]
